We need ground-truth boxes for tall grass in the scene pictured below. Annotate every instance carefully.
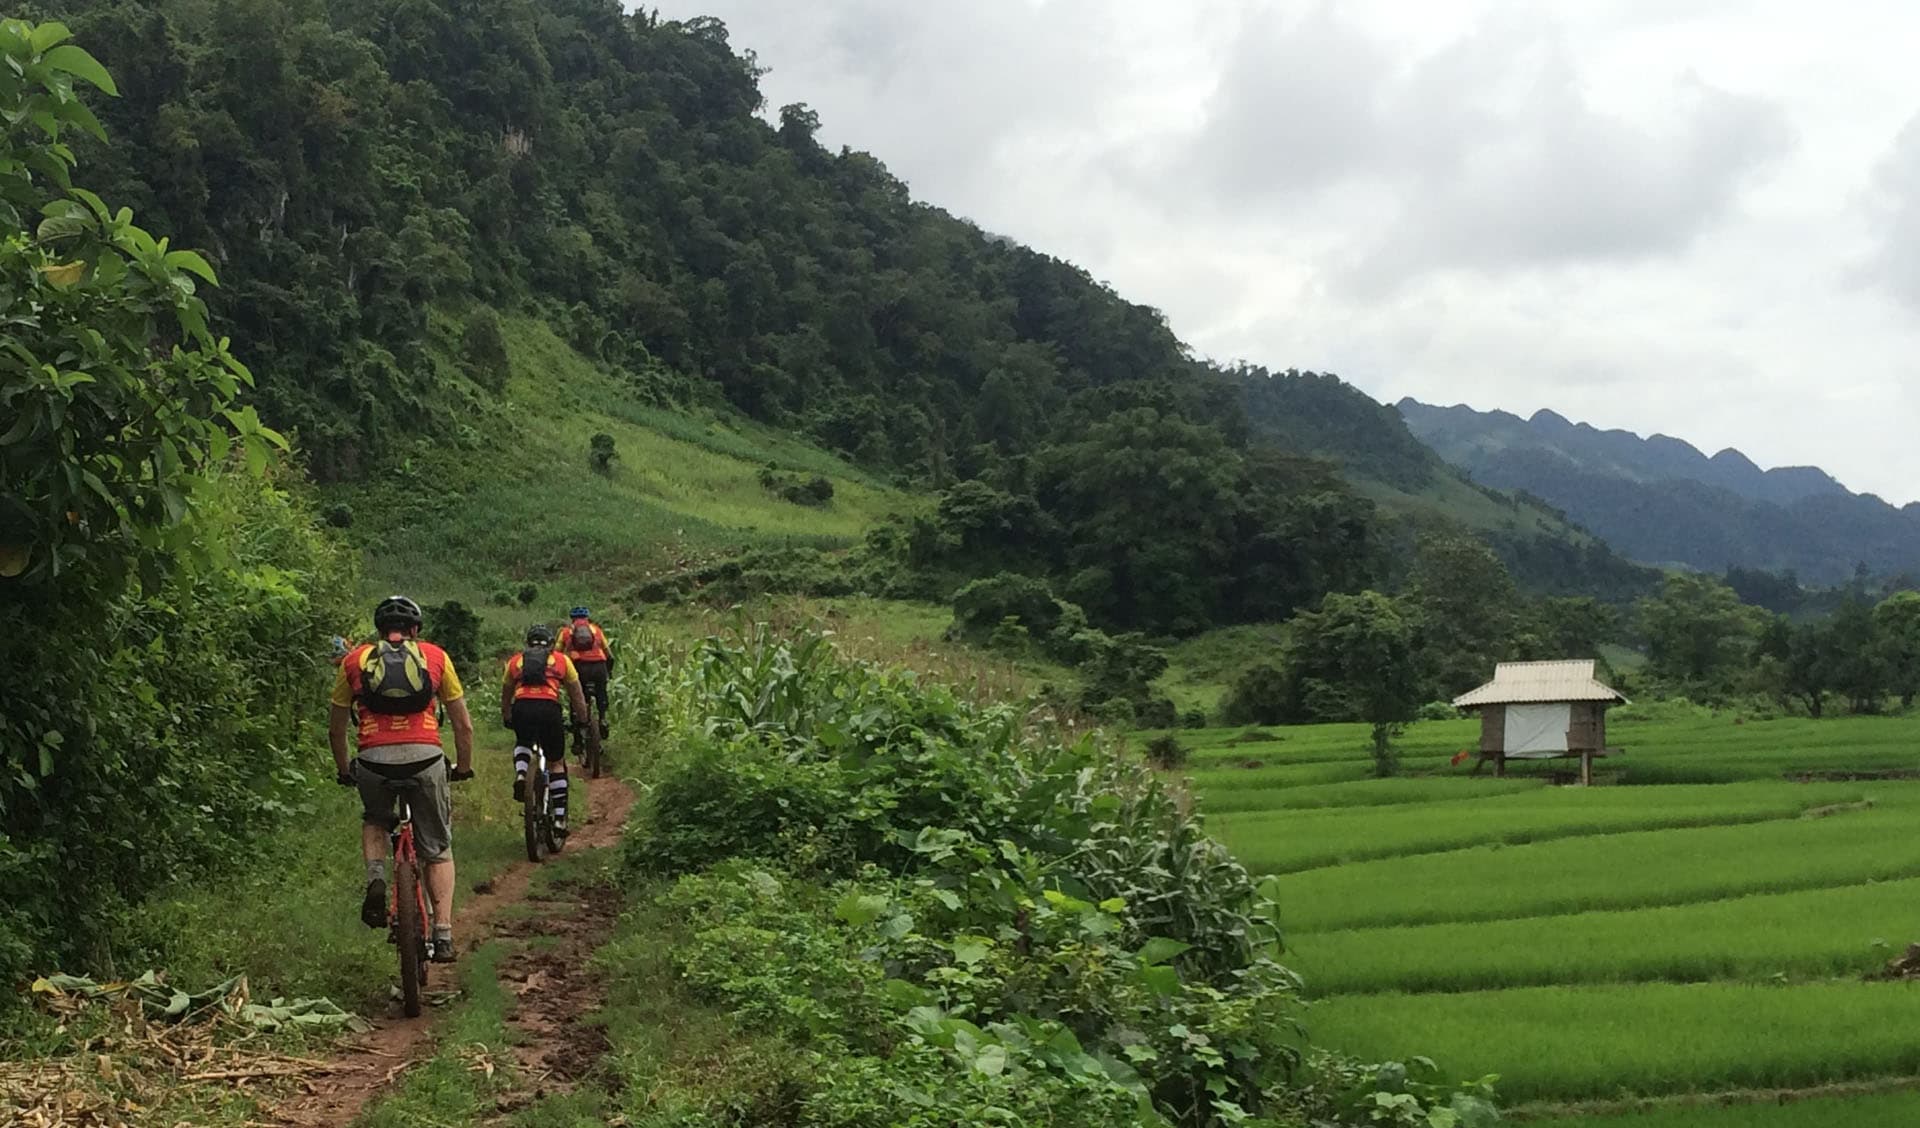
[1290,877,1920,995]
[1308,979,1920,1102]
[1192,775,1543,813]
[1546,1089,1920,1127]
[1272,803,1920,932]
[1215,782,1867,874]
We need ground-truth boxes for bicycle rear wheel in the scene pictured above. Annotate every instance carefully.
[395,859,424,1017]
[524,764,549,863]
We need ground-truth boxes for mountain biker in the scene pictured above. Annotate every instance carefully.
[501,623,601,837]
[329,596,475,963]
[558,605,613,739]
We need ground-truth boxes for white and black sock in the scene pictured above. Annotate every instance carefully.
[549,774,569,826]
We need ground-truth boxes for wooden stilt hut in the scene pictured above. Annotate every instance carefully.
[1452,660,1628,785]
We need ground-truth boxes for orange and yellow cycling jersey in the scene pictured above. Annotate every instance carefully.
[504,648,579,703]
[560,618,609,664]
[330,638,465,749]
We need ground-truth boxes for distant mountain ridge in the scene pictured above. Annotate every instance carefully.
[1398,400,1920,585]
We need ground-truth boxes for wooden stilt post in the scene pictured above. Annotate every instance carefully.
[1495,753,1507,778]
[1580,750,1593,787]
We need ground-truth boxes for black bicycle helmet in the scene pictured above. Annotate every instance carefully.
[526,623,557,647]
[373,594,424,633]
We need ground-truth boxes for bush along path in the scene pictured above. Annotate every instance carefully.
[279,774,636,1127]
[402,626,1501,1128]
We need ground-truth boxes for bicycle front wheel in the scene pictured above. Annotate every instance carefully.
[395,859,424,1018]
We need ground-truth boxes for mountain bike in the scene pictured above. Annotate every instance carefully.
[385,766,469,1018]
[523,744,563,863]
[571,716,603,779]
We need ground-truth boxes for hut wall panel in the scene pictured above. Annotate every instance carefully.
[1479,705,1506,753]
[1568,702,1602,751]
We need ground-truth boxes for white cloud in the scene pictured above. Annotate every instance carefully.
[645,0,1920,504]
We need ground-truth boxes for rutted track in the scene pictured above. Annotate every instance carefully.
[273,775,635,1126]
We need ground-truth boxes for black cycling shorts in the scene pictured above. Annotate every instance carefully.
[574,660,609,714]
[510,698,567,761]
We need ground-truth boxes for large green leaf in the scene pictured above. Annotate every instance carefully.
[42,45,115,95]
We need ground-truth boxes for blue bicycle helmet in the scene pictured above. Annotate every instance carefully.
[570,605,591,619]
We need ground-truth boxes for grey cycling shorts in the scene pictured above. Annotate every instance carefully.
[353,751,453,863]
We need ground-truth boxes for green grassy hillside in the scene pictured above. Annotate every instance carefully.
[335,315,907,612]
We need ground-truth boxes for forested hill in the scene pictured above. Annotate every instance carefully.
[1400,400,1920,584]
[31,0,1654,625]
[38,0,1223,483]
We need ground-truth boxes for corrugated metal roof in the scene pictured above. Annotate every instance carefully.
[1451,659,1628,708]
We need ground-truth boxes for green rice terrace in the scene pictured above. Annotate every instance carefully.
[1167,711,1920,1124]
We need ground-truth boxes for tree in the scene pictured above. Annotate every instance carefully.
[1033,408,1243,633]
[1826,599,1888,714]
[462,308,511,391]
[0,18,279,587]
[949,572,1062,642]
[1405,533,1522,699]
[1875,592,1920,709]
[0,19,347,983]
[1527,597,1619,663]
[1637,574,1765,695]
[1756,615,1835,717]
[1221,663,1289,727]
[1279,591,1422,776]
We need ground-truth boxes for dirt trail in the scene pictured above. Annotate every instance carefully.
[274,775,636,1127]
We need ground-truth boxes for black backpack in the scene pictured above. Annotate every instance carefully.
[570,621,595,650]
[358,640,436,715]
[520,646,551,686]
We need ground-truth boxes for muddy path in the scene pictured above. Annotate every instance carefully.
[273,774,636,1126]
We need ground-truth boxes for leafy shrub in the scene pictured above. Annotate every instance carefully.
[588,431,618,474]
[0,471,355,983]
[986,615,1031,655]
[634,546,880,605]
[1139,695,1179,729]
[949,572,1062,641]
[624,739,863,879]
[422,600,481,669]
[1145,734,1188,770]
[1078,631,1172,721]
[0,34,355,985]
[460,308,510,391]
[1418,700,1460,722]
[1180,708,1209,729]
[626,629,1488,1124]
[324,503,353,529]
[757,464,837,507]
[516,582,538,607]
[623,628,1499,1124]
[1221,663,1290,726]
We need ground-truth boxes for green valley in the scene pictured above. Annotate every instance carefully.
[9,2,1920,1127]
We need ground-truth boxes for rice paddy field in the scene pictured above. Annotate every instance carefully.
[1169,712,1920,1123]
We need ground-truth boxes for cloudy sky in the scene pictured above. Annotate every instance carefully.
[651,0,1920,504]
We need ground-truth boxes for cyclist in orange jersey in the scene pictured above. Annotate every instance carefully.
[330,596,475,962]
[501,623,599,836]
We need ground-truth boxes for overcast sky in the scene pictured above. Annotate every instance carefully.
[649,0,1920,505]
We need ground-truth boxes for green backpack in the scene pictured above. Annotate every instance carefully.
[358,640,436,715]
